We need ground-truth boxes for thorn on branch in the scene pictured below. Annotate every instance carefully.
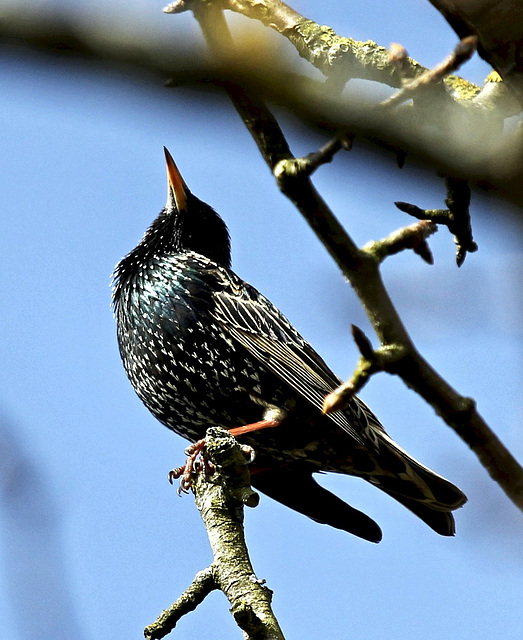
[362,220,438,264]
[395,178,477,266]
[380,35,477,108]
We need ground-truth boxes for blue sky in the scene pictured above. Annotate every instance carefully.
[1,1,522,639]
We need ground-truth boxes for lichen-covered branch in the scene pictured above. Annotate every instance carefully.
[165,0,429,89]
[144,567,217,639]
[145,428,285,639]
[4,2,523,205]
[195,429,284,639]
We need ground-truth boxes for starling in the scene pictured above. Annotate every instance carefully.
[112,148,466,542]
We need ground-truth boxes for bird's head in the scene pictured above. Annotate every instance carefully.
[159,147,231,267]
[119,148,232,274]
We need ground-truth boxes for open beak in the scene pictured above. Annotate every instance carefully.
[164,147,188,213]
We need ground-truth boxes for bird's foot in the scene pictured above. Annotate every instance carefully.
[168,438,256,494]
[168,439,213,495]
[237,443,256,463]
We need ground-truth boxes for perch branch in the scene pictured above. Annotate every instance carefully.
[146,428,284,639]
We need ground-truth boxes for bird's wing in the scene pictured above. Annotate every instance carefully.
[209,268,374,445]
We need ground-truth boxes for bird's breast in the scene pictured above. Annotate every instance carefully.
[114,260,270,439]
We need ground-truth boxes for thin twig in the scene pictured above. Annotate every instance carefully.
[322,326,382,412]
[144,568,217,639]
[362,220,438,265]
[273,134,353,179]
[380,36,478,109]
[396,178,478,266]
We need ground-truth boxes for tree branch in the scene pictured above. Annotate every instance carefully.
[380,36,478,109]
[166,0,444,92]
[145,567,217,639]
[396,177,478,266]
[3,0,521,509]
[3,2,523,205]
[145,428,285,639]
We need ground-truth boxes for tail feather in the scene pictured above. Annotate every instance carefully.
[355,431,467,536]
[249,429,466,542]
[376,486,458,536]
[251,466,383,543]
[374,431,466,505]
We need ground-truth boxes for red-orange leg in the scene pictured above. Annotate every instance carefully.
[229,418,282,437]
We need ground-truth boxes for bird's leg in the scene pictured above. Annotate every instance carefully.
[229,418,282,436]
[229,406,286,437]
[168,408,284,492]
[168,438,255,493]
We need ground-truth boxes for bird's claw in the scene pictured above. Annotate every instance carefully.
[240,444,256,463]
[168,438,215,494]
[168,438,254,495]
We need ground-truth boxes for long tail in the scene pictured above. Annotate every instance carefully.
[358,430,467,536]
[251,437,466,541]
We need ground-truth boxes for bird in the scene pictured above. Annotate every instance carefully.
[112,147,467,542]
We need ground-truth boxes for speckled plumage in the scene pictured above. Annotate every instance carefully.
[112,149,466,542]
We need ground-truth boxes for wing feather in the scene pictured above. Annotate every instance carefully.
[210,270,372,444]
